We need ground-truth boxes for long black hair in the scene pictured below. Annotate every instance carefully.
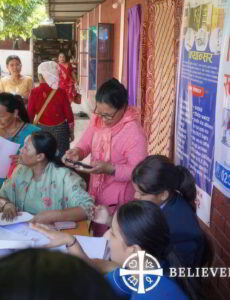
[96,78,128,110]
[117,200,197,299]
[132,155,196,205]
[0,92,29,123]
[31,131,63,167]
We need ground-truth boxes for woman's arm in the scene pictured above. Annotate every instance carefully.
[30,206,87,224]
[31,224,118,272]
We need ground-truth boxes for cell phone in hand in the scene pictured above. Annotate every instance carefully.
[65,159,93,169]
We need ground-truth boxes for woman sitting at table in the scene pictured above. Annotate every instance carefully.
[93,155,205,269]
[63,78,147,236]
[0,55,32,106]
[0,131,92,224]
[28,61,74,157]
[0,93,40,187]
[32,200,197,300]
[132,155,205,268]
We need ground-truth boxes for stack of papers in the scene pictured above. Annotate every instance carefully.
[0,213,108,259]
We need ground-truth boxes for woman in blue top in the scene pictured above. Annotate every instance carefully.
[32,200,196,300]
[132,155,205,269]
[0,93,40,187]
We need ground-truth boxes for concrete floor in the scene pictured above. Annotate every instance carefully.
[70,102,90,164]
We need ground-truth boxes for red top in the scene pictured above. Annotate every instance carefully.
[28,83,74,127]
[59,63,76,103]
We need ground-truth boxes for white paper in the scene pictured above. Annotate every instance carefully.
[74,235,108,259]
[0,212,33,226]
[0,137,20,178]
[0,226,34,249]
[0,223,108,259]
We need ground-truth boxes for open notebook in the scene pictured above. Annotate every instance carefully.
[0,223,108,259]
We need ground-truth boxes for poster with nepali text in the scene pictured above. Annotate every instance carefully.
[214,4,230,197]
[175,0,228,225]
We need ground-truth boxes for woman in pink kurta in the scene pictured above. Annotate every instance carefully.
[63,78,148,236]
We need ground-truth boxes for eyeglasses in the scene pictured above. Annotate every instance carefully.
[93,105,119,120]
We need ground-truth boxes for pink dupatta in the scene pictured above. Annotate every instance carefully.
[89,106,140,199]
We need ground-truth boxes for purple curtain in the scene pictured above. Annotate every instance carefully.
[128,5,141,106]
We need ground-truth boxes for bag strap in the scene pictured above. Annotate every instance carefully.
[33,89,57,125]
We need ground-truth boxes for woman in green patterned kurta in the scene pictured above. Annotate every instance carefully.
[0,131,92,224]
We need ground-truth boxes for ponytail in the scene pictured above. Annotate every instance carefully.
[132,155,197,204]
[176,166,196,204]
[14,95,30,123]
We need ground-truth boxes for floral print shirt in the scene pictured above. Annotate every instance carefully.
[0,163,92,216]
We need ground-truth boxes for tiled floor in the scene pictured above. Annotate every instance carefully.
[71,103,90,164]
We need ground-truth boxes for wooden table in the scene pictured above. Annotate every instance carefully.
[62,220,90,236]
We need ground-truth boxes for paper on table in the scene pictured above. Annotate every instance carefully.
[0,136,20,178]
[0,223,108,259]
[0,212,33,226]
[0,226,34,249]
[74,235,108,259]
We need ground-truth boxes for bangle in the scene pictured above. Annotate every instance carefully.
[66,236,77,249]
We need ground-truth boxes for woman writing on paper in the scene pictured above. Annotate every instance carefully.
[0,131,92,224]
[28,61,74,157]
[63,78,148,236]
[0,93,40,187]
[0,55,33,106]
[31,201,198,299]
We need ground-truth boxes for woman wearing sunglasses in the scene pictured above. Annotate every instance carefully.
[63,78,147,236]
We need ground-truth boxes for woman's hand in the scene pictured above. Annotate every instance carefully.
[30,223,76,248]
[92,205,112,226]
[75,161,115,175]
[30,211,57,224]
[30,223,88,259]
[1,202,17,221]
[62,148,81,167]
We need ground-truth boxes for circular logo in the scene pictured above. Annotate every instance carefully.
[119,251,164,294]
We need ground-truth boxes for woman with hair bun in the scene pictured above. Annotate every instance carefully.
[63,78,148,236]
[0,131,92,224]
[131,155,204,268]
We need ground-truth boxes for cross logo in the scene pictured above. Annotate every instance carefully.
[119,251,164,294]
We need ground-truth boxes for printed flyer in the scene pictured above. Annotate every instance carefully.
[214,6,230,196]
[175,0,228,225]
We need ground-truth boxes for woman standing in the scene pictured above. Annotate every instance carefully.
[63,78,148,236]
[0,56,32,106]
[0,93,40,187]
[58,52,78,103]
[28,61,74,157]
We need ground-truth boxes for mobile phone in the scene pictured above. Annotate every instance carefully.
[65,159,93,169]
